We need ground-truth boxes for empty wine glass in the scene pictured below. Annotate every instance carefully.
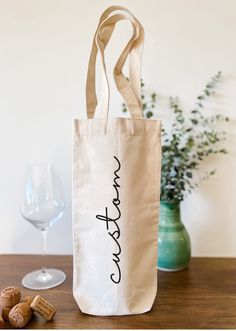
[20,164,66,290]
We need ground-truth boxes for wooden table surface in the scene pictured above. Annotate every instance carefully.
[0,255,236,329]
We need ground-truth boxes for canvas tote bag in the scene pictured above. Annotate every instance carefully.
[73,6,161,316]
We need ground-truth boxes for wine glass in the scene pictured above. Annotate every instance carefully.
[20,164,66,290]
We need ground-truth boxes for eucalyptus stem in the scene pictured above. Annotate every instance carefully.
[121,72,229,203]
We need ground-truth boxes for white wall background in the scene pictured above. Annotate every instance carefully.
[0,0,235,256]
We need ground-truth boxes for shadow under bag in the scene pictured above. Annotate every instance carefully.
[73,6,161,316]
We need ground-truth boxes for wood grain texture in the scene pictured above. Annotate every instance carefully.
[0,255,236,329]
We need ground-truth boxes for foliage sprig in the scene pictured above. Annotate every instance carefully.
[122,72,229,203]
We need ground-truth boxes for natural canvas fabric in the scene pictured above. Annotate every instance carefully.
[73,6,161,316]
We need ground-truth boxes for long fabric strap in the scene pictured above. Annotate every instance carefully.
[86,6,144,119]
[86,6,144,120]
[96,14,139,119]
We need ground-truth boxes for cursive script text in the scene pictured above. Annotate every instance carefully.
[96,156,121,284]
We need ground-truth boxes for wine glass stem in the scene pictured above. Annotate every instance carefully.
[41,229,47,273]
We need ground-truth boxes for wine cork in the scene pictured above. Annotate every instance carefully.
[8,296,34,328]
[2,306,11,321]
[0,287,21,308]
[30,295,56,321]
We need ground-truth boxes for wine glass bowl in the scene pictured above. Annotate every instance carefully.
[20,164,66,290]
[20,164,65,230]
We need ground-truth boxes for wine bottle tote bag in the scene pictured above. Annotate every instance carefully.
[73,6,161,316]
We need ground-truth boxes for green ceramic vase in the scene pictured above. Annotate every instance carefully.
[158,201,191,271]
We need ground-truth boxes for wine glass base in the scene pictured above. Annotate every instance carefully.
[22,268,66,290]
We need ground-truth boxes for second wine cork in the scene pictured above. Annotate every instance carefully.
[8,296,34,328]
[30,295,56,321]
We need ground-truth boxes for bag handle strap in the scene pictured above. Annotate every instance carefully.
[86,7,144,119]
[95,13,140,119]
[86,6,144,120]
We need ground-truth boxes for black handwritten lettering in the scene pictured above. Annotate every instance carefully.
[96,156,121,284]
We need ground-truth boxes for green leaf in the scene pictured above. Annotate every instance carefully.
[186,172,193,178]
[191,119,198,125]
[146,111,153,119]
